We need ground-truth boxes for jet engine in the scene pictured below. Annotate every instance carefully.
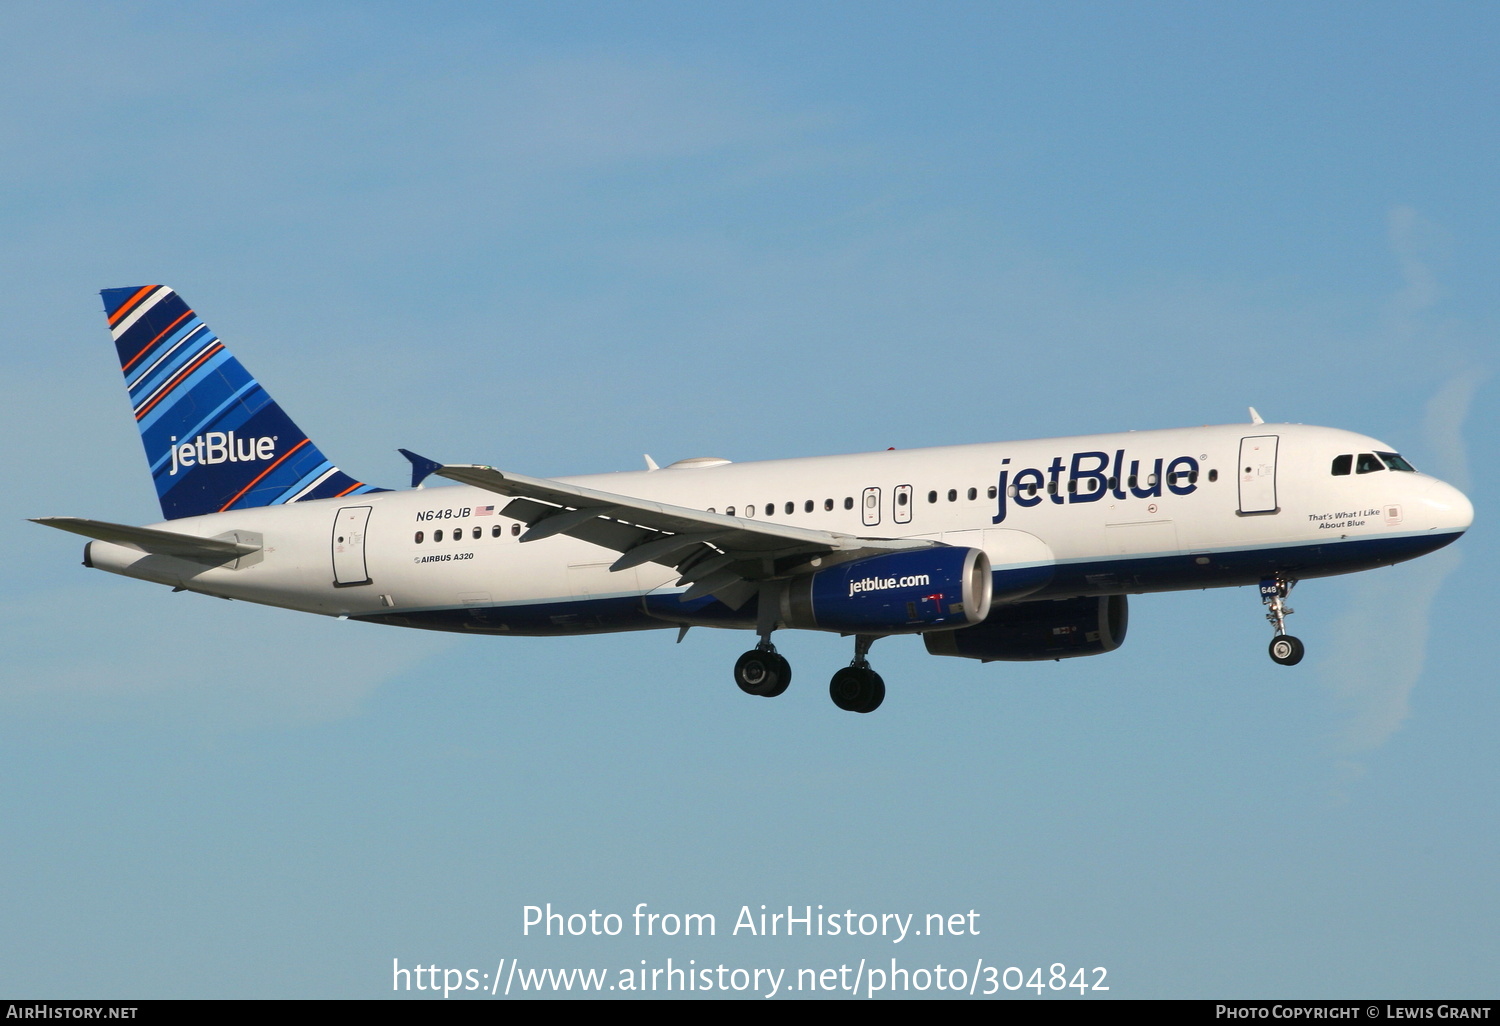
[782,546,992,634]
[923,594,1128,661]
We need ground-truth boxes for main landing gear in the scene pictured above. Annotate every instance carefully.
[733,643,790,697]
[829,635,884,714]
[730,632,886,712]
[1260,576,1305,666]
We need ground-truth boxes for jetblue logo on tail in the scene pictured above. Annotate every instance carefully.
[168,432,277,476]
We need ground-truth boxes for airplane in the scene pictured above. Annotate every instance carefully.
[33,286,1474,713]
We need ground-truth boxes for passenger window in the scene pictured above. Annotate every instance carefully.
[897,491,909,506]
[726,506,735,516]
[415,531,424,544]
[1208,469,1218,482]
[785,501,794,515]
[1047,481,1057,495]
[987,485,997,499]
[844,497,854,510]
[804,500,814,513]
[491,525,501,538]
[435,529,443,542]
[824,498,833,511]
[511,523,521,536]
[1356,453,1384,474]
[947,489,957,502]
[766,503,775,516]
[472,526,481,540]
[1067,480,1077,494]
[927,490,937,503]
[1331,455,1352,476]
[967,487,977,501]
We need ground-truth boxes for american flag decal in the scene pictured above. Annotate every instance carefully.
[475,505,494,516]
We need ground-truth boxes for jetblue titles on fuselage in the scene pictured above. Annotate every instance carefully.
[992,448,1201,524]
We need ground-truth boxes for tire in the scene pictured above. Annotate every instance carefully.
[830,667,885,713]
[1269,635,1305,666]
[735,650,789,696]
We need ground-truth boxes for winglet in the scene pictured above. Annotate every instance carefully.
[1248,406,1264,425]
[398,449,444,488]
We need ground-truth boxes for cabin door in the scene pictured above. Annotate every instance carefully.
[1237,435,1280,515]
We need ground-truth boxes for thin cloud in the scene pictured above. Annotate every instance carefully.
[1323,209,1478,777]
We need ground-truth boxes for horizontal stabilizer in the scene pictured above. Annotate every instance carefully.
[31,516,260,563]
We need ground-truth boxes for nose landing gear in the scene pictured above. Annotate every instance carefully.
[1260,576,1304,666]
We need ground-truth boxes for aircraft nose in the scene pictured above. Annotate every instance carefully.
[1421,477,1473,534]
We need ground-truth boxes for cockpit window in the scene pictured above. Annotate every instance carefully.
[1331,454,1352,476]
[1355,453,1385,474]
[1377,451,1416,472]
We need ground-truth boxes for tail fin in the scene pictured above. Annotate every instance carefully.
[102,286,382,520]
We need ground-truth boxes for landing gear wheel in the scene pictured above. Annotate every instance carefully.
[734,650,791,697]
[829,666,885,713]
[1268,635,1305,666]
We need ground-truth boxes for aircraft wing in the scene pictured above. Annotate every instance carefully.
[435,463,934,608]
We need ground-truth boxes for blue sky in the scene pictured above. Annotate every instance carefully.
[3,1,1496,999]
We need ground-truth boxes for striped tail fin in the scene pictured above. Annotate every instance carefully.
[102,285,382,520]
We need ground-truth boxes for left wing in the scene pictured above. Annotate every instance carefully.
[435,462,934,608]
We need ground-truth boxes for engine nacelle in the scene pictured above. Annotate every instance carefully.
[924,594,1128,661]
[783,547,992,634]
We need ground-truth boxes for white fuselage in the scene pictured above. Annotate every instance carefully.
[83,423,1474,637]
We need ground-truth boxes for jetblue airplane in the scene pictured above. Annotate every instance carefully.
[34,286,1474,713]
